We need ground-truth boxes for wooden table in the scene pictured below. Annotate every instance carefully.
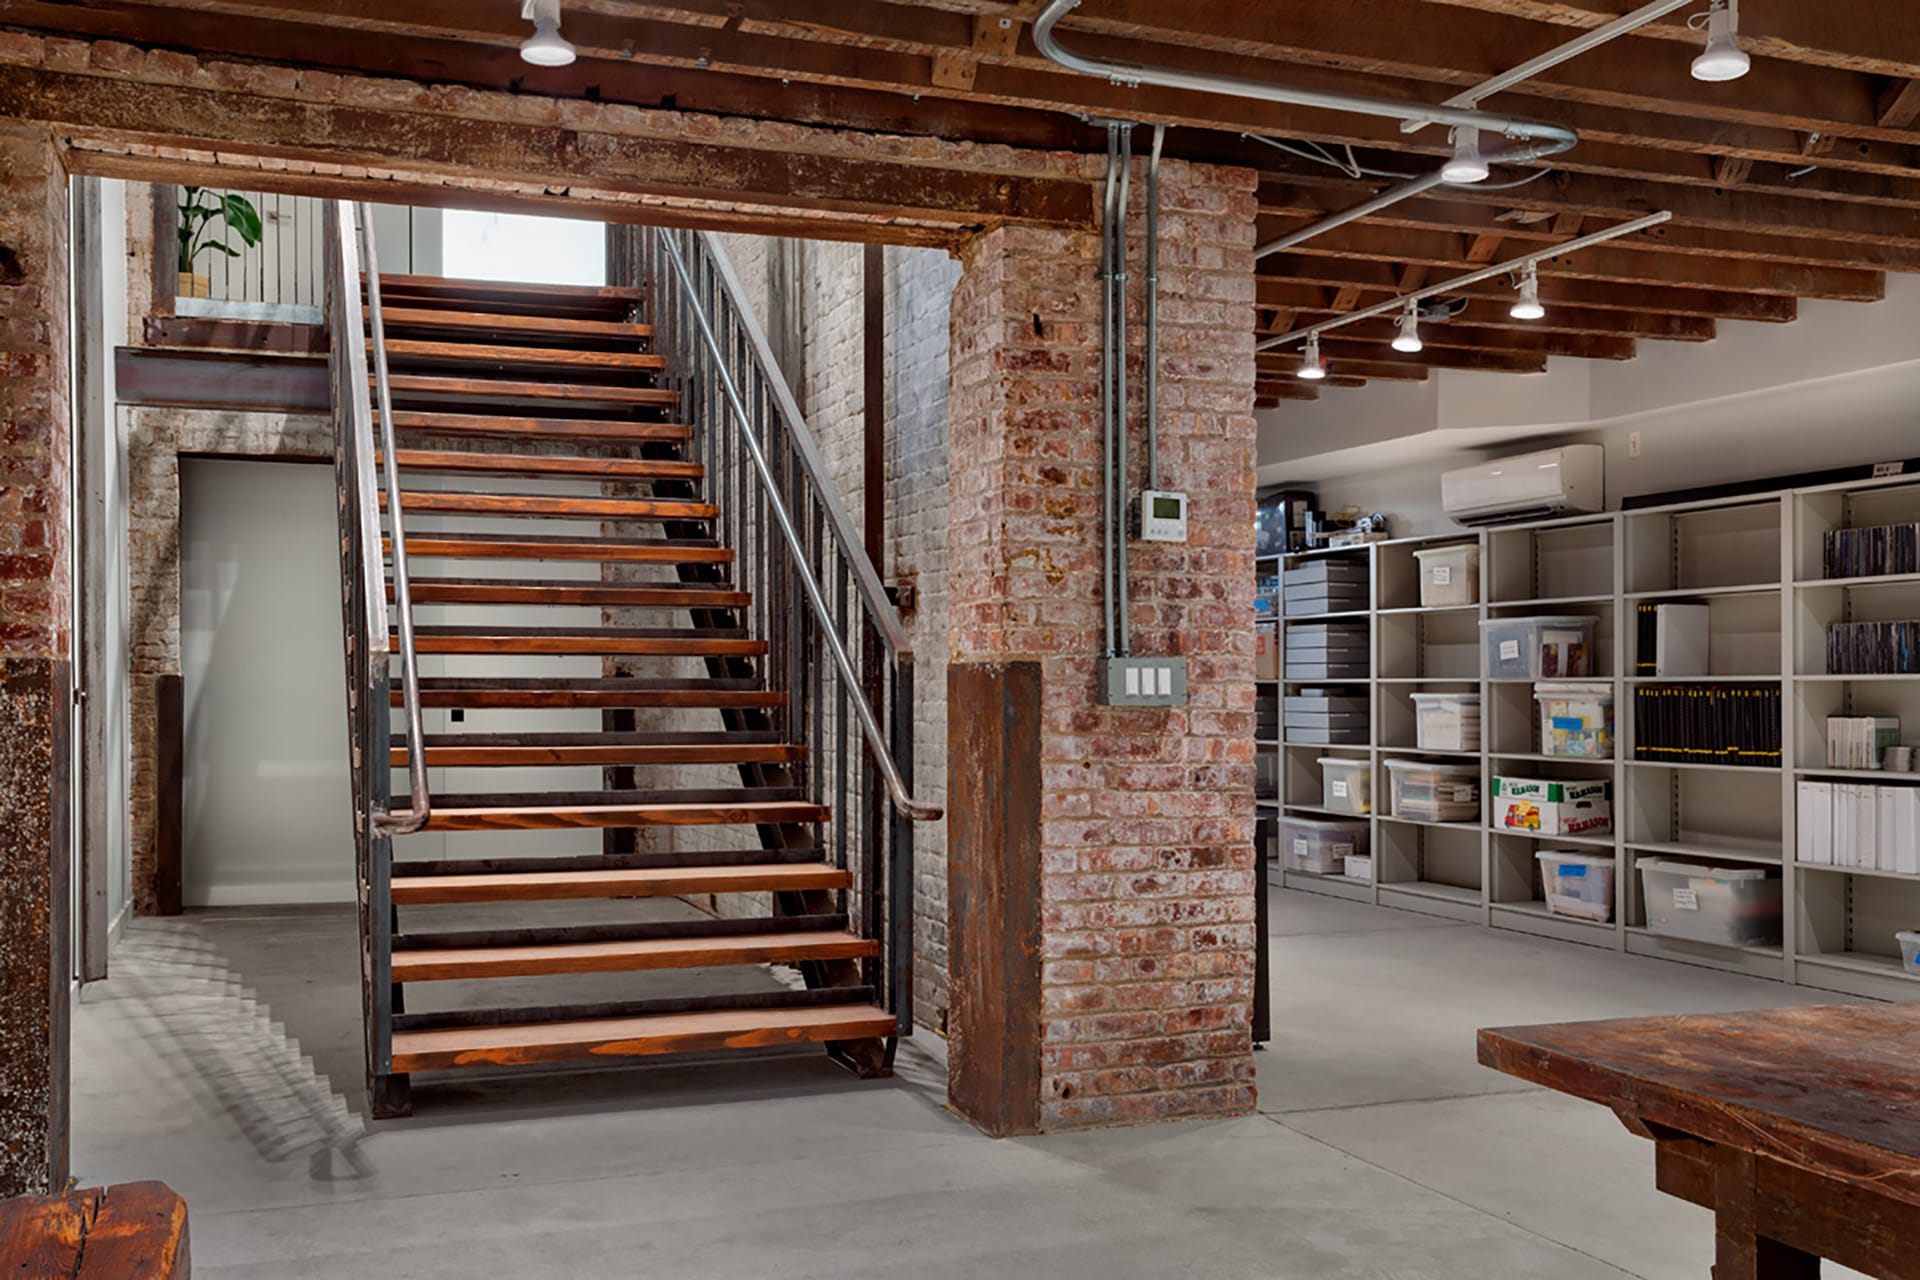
[1479,1004,1920,1280]
[0,1182,189,1278]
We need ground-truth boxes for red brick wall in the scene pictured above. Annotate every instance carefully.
[948,157,1260,1130]
[0,119,73,1197]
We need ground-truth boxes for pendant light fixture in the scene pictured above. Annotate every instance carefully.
[1298,334,1328,380]
[1392,303,1424,353]
[1510,262,1546,320]
[520,0,577,67]
[1689,0,1750,82]
[1441,126,1491,185]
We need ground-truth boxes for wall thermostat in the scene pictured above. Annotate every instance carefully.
[1132,490,1189,543]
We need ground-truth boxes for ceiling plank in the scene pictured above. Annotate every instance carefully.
[1878,78,1920,130]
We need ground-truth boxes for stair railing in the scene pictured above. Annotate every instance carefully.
[324,199,427,1098]
[643,227,939,1035]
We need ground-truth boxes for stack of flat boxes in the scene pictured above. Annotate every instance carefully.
[1284,560,1370,745]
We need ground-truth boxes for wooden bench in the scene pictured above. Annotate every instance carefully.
[0,1181,189,1278]
[1480,1004,1920,1280]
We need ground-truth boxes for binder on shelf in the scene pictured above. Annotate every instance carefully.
[1635,602,1710,677]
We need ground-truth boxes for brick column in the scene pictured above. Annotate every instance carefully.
[946,159,1260,1133]
[0,121,72,1196]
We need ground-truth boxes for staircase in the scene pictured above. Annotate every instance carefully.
[324,206,934,1117]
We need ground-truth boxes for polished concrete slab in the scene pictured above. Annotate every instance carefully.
[70,891,1876,1278]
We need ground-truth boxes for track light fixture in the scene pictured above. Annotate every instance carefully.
[1441,126,1491,185]
[1689,0,1749,82]
[1511,262,1546,320]
[1392,304,1424,353]
[520,0,577,67]
[1298,334,1328,380]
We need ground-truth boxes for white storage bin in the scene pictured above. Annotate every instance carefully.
[1536,850,1615,922]
[1282,816,1369,875]
[1344,854,1374,883]
[1384,759,1481,823]
[1414,542,1481,608]
[1493,776,1612,836]
[1534,682,1615,758]
[1900,931,1920,975]
[1482,615,1597,679]
[1317,756,1372,814]
[1412,692,1481,752]
[1638,859,1782,947]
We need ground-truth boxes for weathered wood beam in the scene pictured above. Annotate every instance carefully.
[1301,321,1638,361]
[0,64,1092,234]
[1878,79,1920,130]
[1260,257,1798,322]
[1713,155,1755,188]
[1261,343,1548,374]
[1257,281,1715,340]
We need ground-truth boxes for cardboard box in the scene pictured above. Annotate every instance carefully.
[1256,628,1278,680]
[1492,776,1613,836]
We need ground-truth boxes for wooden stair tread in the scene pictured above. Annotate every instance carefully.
[372,273,646,306]
[422,800,829,831]
[391,929,875,982]
[394,533,730,563]
[383,490,717,520]
[398,579,747,608]
[392,740,805,767]
[373,338,666,372]
[398,679,784,709]
[384,449,703,481]
[389,862,847,904]
[380,373,676,406]
[371,306,654,341]
[383,411,691,443]
[390,1002,895,1072]
[404,627,764,657]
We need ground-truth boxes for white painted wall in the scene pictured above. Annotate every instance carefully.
[179,458,355,905]
[99,179,132,937]
[1264,273,1920,533]
[441,209,603,285]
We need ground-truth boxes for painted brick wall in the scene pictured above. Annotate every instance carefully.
[948,157,1261,1130]
[0,119,72,1197]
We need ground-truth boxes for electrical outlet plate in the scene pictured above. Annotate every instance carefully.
[1098,656,1189,706]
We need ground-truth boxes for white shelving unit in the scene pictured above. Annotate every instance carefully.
[1260,471,1920,1002]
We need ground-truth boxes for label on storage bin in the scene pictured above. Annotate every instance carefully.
[1552,716,1586,730]
[1499,640,1521,660]
[1431,566,1452,586]
[1331,842,1354,859]
[1672,887,1699,911]
[1449,785,1478,802]
[1560,864,1588,878]
[1330,780,1349,798]
[1293,838,1309,859]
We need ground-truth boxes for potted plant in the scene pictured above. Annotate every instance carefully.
[177,186,263,298]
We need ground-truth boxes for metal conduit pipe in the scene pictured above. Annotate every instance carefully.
[1114,123,1134,656]
[1256,211,1674,352]
[1033,0,1579,149]
[1100,122,1120,658]
[1145,123,1165,493]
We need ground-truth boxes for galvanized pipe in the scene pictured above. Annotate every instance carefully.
[1034,0,1578,149]
[1145,123,1165,494]
[1114,123,1134,656]
[1100,122,1120,658]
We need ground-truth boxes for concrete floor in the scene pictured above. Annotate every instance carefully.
[71,888,1873,1279]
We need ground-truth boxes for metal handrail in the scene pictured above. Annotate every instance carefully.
[333,201,429,834]
[652,228,940,823]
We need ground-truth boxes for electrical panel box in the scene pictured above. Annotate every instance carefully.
[1131,490,1189,543]
[1098,656,1189,707]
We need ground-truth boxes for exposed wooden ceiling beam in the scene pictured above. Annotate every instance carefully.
[1257,318,1637,361]
[1260,341,1549,374]
[1878,79,1920,130]
[1260,291,1716,342]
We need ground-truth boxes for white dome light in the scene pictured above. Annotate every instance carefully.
[1392,305,1424,353]
[1298,334,1328,380]
[1511,262,1546,320]
[1441,126,1491,185]
[521,0,577,67]
[1691,0,1750,82]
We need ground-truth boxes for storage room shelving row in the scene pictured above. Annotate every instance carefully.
[1255,468,1920,1001]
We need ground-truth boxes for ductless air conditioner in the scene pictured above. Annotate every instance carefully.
[1442,444,1605,528]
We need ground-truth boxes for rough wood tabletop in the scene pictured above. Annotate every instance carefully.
[0,1181,189,1278]
[1479,1004,1920,1205]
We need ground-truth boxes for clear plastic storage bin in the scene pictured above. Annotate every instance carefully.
[1411,692,1482,751]
[1384,759,1481,823]
[1900,931,1920,975]
[1281,816,1369,875]
[1482,615,1597,679]
[1317,756,1372,814]
[1638,859,1782,947]
[1414,543,1481,608]
[1534,681,1615,758]
[1535,850,1615,922]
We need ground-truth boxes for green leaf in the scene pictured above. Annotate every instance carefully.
[221,194,263,246]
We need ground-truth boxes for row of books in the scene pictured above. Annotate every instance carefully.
[1631,685,1782,768]
[1827,716,1901,770]
[1797,781,1920,875]
[1822,522,1920,580]
[1826,620,1920,675]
